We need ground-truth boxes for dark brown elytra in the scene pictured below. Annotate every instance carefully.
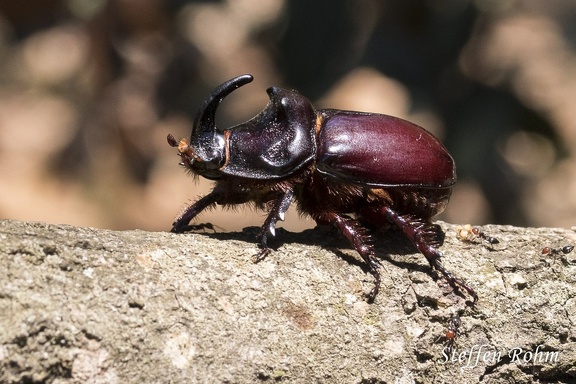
[168,74,477,303]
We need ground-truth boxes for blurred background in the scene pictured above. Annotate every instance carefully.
[1,0,575,232]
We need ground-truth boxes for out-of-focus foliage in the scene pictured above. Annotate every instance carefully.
[1,0,575,231]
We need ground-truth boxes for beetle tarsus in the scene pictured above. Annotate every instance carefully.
[322,212,381,302]
[365,277,380,304]
[382,206,477,303]
[254,247,271,263]
[255,190,295,258]
[431,259,478,303]
[171,220,189,233]
[175,223,217,233]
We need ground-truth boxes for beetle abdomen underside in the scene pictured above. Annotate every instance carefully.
[298,173,451,225]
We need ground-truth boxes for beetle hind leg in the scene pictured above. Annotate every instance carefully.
[320,212,381,303]
[382,206,478,303]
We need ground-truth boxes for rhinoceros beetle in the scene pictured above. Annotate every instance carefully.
[167,74,477,303]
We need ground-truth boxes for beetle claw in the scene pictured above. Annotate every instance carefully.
[253,246,271,263]
[428,257,478,304]
[255,225,273,263]
[365,282,379,304]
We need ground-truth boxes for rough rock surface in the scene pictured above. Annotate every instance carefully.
[1,219,575,383]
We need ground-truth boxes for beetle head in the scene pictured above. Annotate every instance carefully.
[167,74,254,179]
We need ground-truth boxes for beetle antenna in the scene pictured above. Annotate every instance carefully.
[167,133,178,147]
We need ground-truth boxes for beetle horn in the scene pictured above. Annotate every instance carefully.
[193,74,254,139]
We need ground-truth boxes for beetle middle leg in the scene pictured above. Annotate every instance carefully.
[319,211,381,303]
[382,206,478,303]
[255,189,295,262]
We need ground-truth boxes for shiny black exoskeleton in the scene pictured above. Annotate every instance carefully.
[168,74,476,303]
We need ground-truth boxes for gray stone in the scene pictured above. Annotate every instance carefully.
[0,220,575,383]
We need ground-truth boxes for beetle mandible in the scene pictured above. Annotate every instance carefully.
[167,74,477,303]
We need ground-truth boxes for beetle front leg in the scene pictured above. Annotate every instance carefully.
[255,189,295,262]
[171,193,219,233]
[382,206,478,303]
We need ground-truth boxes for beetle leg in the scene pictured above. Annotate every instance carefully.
[255,189,295,262]
[171,193,219,233]
[382,206,478,303]
[320,212,381,303]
